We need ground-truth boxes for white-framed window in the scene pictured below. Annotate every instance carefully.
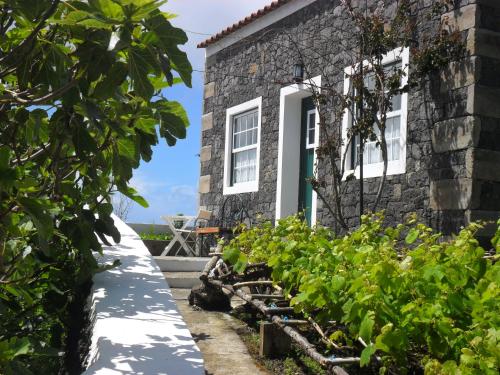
[305,109,316,149]
[342,47,409,179]
[223,97,262,195]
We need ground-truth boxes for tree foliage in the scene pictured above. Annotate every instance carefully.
[0,0,191,372]
[223,216,500,374]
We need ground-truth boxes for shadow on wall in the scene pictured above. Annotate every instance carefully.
[83,219,205,375]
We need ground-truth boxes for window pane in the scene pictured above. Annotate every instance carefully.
[391,94,401,111]
[308,129,315,145]
[384,61,402,82]
[350,57,404,168]
[233,148,257,184]
[392,139,400,161]
[232,109,258,151]
[364,72,376,92]
[308,113,315,129]
[242,116,247,132]
[386,118,393,138]
[367,143,379,164]
[392,116,401,138]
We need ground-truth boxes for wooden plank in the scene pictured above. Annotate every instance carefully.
[196,227,220,234]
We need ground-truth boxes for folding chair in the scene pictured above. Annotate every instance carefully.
[161,209,213,256]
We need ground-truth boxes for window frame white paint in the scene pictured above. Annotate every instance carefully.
[276,75,321,226]
[342,47,409,180]
[305,109,316,150]
[223,97,262,195]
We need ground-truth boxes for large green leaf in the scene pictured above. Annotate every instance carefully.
[360,344,376,367]
[145,15,192,87]
[117,138,137,161]
[73,123,98,156]
[53,10,115,29]
[18,197,54,241]
[130,0,167,21]
[89,0,124,20]
[128,46,155,99]
[93,62,128,99]
[118,186,149,208]
[405,228,419,244]
[157,100,189,141]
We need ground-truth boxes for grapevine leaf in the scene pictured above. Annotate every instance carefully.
[359,311,375,343]
[223,247,241,265]
[405,228,419,244]
[360,344,376,367]
[233,253,248,274]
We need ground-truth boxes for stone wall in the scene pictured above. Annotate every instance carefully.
[430,0,500,238]
[198,0,500,236]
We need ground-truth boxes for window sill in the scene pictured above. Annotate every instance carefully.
[343,160,406,180]
[223,181,258,195]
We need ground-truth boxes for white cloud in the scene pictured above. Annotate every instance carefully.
[130,173,170,196]
[127,172,198,223]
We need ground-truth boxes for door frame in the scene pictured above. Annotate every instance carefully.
[275,75,321,226]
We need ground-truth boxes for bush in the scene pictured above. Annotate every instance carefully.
[139,232,173,241]
[223,214,500,374]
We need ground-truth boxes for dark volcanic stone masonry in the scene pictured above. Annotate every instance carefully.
[199,0,500,236]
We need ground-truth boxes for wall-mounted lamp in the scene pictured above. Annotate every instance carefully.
[293,63,304,83]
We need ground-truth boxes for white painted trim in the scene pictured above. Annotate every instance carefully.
[206,0,317,57]
[342,47,409,180]
[305,109,316,149]
[223,97,262,195]
[276,75,321,226]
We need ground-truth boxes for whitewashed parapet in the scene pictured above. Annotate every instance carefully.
[83,216,205,375]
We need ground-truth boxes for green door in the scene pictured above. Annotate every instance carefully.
[298,97,315,225]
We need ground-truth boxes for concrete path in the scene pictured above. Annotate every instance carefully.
[172,289,270,375]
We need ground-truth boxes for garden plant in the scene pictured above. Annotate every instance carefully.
[223,215,500,374]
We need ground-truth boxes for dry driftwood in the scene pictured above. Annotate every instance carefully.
[205,277,360,373]
[233,280,275,288]
[280,319,310,325]
[308,317,341,349]
[200,259,362,374]
[210,279,295,315]
[271,315,357,374]
[200,255,220,282]
[248,294,285,300]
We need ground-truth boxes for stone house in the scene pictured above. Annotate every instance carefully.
[197,0,500,238]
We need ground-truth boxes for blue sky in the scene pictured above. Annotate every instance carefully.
[126,0,271,223]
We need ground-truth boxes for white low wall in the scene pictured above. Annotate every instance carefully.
[84,216,205,375]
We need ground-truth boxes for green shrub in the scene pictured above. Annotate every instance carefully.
[223,214,500,374]
[139,232,173,241]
